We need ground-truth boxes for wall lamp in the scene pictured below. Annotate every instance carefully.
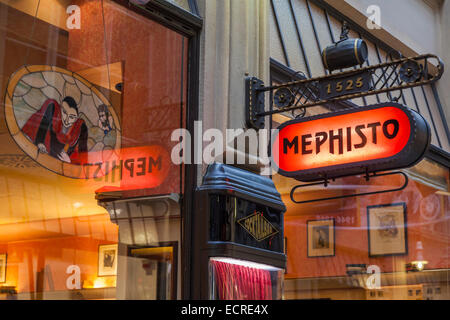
[406,261,428,272]
[406,241,428,272]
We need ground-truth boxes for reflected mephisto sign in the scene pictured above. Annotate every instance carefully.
[271,103,431,182]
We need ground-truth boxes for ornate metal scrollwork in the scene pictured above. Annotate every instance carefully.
[246,53,444,129]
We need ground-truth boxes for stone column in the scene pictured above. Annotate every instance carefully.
[197,0,271,181]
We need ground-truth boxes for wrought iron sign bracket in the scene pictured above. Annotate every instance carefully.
[289,171,409,205]
[246,54,444,130]
[245,76,266,129]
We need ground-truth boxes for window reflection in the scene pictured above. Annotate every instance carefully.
[0,0,187,300]
[275,135,450,300]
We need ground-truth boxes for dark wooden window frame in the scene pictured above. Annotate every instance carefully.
[113,0,202,299]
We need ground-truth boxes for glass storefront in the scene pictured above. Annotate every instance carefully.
[0,0,449,302]
[0,0,188,299]
[273,143,450,300]
[267,0,450,300]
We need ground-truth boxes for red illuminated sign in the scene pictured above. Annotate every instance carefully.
[91,145,171,193]
[272,103,430,182]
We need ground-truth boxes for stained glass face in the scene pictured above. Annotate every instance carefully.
[5,66,121,177]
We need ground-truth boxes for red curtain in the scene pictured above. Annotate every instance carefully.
[211,260,273,300]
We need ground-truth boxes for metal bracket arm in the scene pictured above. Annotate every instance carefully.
[246,54,444,129]
[289,171,409,204]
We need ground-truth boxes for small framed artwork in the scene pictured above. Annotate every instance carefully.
[98,244,118,276]
[367,203,408,257]
[0,254,6,283]
[307,219,335,257]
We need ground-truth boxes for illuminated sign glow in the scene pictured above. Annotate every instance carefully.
[92,145,171,192]
[272,103,430,182]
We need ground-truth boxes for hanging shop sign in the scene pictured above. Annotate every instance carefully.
[4,65,121,178]
[272,103,430,182]
[199,163,286,254]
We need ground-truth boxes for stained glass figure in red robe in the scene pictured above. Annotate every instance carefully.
[22,96,88,164]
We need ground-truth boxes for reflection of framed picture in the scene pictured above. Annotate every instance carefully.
[307,219,335,257]
[0,254,6,283]
[98,244,118,276]
[367,203,407,257]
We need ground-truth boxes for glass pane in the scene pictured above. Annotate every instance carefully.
[0,0,187,300]
[274,159,450,300]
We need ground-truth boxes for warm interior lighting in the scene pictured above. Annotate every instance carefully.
[83,277,117,289]
[131,247,174,262]
[406,261,428,272]
[131,247,173,256]
[210,257,282,272]
[94,278,107,289]
[77,62,123,94]
[73,202,83,209]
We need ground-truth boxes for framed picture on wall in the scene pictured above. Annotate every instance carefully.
[98,244,118,276]
[0,254,6,283]
[367,203,408,257]
[307,219,335,257]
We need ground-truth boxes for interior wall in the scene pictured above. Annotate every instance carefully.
[0,0,70,31]
[0,0,187,300]
[0,214,118,293]
[343,0,440,55]
[284,172,450,278]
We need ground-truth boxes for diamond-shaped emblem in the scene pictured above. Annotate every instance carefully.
[237,211,279,241]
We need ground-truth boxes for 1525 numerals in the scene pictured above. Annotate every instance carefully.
[319,72,370,100]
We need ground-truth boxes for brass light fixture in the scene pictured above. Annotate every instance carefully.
[406,241,428,272]
[406,261,428,272]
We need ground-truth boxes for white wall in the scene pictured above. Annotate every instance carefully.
[327,0,449,142]
[345,0,441,55]
[436,0,450,122]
